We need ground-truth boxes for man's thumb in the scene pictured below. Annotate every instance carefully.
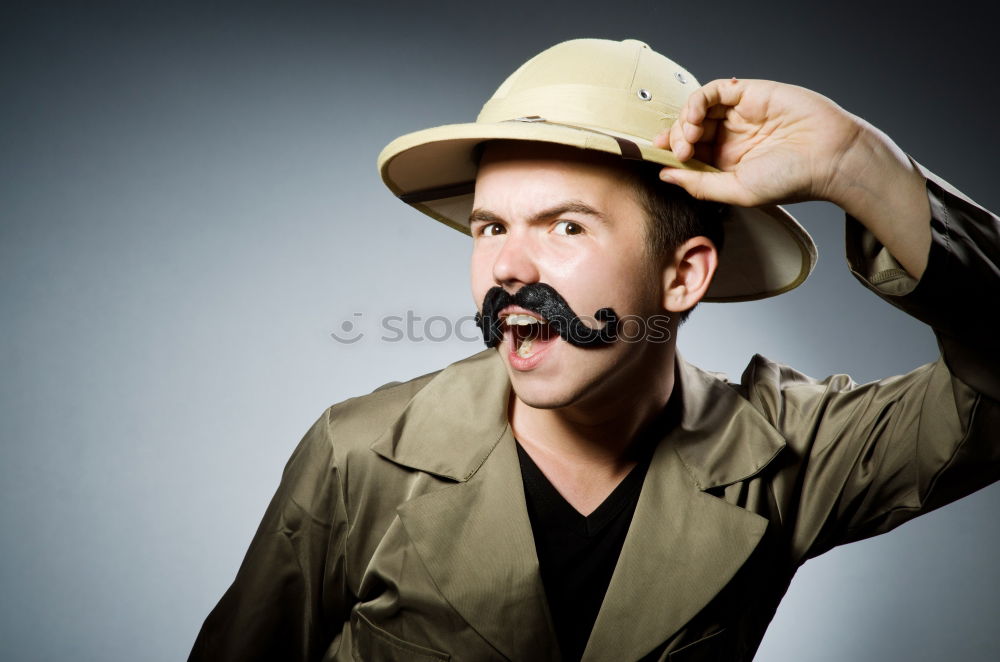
[659,168,742,205]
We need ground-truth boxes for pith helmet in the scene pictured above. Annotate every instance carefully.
[378,38,816,302]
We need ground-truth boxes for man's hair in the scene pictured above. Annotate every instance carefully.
[623,161,728,325]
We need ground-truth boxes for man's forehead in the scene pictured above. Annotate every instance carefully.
[471,140,649,230]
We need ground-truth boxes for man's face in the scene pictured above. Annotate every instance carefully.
[470,142,674,411]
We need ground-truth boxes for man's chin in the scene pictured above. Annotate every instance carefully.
[504,366,595,411]
[496,339,620,410]
[510,389,580,411]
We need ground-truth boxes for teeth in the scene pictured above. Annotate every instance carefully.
[517,337,535,358]
[505,313,541,326]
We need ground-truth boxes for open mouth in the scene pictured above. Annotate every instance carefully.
[504,312,556,359]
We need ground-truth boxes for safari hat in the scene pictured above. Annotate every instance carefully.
[378,38,817,302]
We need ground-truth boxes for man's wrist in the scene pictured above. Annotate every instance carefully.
[825,121,932,279]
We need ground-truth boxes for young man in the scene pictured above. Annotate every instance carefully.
[190,39,999,661]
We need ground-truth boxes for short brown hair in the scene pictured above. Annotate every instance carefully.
[623,161,728,324]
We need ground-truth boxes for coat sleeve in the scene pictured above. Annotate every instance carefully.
[752,157,1000,563]
[188,407,352,661]
[845,156,1000,402]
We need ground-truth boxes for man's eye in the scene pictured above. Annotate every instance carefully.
[480,223,506,236]
[553,220,583,235]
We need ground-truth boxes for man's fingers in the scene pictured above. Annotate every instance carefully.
[666,115,720,163]
[699,118,719,143]
[668,119,691,161]
[661,94,741,166]
[668,78,748,159]
[683,121,703,144]
[672,138,693,162]
[684,77,749,126]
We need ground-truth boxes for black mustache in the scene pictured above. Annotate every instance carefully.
[474,283,619,348]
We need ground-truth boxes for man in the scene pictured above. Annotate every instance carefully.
[190,38,999,661]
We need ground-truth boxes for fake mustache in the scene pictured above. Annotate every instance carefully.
[474,283,619,348]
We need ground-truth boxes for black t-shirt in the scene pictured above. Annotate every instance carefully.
[516,435,657,662]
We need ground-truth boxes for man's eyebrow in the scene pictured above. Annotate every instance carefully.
[468,200,607,226]
[469,208,504,225]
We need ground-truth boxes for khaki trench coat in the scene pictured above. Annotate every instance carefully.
[190,162,1000,661]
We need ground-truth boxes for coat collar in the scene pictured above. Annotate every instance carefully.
[370,348,787,661]
[370,349,785,488]
[670,351,787,489]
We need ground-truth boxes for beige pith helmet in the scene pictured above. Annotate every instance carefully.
[378,38,817,302]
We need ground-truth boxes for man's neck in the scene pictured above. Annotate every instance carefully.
[509,348,677,474]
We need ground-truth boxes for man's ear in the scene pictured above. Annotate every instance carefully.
[661,236,718,313]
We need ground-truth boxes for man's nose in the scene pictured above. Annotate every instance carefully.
[491,230,541,287]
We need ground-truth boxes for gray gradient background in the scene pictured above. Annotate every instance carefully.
[2,1,998,660]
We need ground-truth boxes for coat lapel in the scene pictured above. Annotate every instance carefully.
[371,350,561,661]
[397,430,560,661]
[581,354,786,662]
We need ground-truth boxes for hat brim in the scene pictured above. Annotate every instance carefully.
[378,120,817,303]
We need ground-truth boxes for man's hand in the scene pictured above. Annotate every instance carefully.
[654,78,932,279]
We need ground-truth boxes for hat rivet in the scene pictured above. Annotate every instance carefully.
[674,72,688,84]
[637,88,653,101]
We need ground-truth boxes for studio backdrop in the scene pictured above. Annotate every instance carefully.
[1,1,997,661]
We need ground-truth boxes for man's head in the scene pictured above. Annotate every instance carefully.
[469,140,719,410]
